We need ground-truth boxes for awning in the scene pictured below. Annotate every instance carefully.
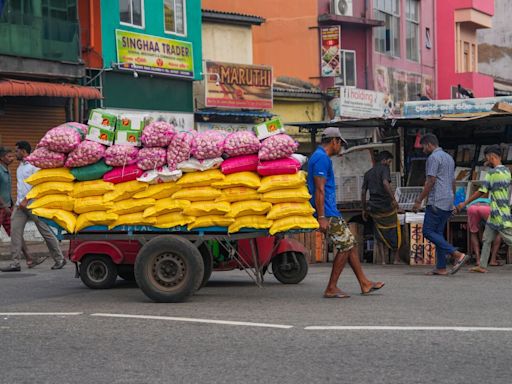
[0,78,103,99]
[195,109,274,118]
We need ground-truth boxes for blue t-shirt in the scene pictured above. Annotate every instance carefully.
[307,146,341,218]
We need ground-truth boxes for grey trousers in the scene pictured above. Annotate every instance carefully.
[10,207,64,267]
[480,225,512,269]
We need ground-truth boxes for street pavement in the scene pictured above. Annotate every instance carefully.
[1,260,512,384]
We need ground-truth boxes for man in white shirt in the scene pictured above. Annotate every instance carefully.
[0,141,66,272]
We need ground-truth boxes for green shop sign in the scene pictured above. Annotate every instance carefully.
[115,29,194,79]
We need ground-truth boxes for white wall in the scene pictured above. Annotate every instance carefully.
[202,22,253,64]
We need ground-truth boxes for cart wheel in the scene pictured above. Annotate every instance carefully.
[272,252,308,284]
[134,236,204,303]
[117,265,136,282]
[80,254,118,289]
[198,243,213,290]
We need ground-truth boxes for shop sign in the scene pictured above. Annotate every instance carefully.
[320,26,341,77]
[115,29,194,79]
[339,87,386,118]
[403,96,512,118]
[204,61,273,109]
[196,122,255,133]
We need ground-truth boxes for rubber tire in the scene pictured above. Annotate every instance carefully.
[117,265,136,282]
[272,252,309,284]
[134,236,204,303]
[198,243,213,289]
[80,254,118,289]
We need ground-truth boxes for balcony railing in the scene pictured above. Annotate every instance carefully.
[0,10,80,63]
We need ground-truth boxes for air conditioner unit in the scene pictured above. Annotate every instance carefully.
[331,0,353,16]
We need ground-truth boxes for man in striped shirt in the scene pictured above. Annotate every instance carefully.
[457,145,512,273]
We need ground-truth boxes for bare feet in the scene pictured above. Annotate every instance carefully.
[324,289,350,299]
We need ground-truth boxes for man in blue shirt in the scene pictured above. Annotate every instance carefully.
[308,127,384,298]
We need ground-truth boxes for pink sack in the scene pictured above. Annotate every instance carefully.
[258,134,299,161]
[26,147,66,169]
[38,122,87,153]
[141,121,175,147]
[221,155,259,175]
[191,130,226,160]
[167,131,195,171]
[103,164,143,184]
[137,147,167,170]
[65,141,106,168]
[105,145,139,167]
[257,157,302,176]
[223,131,261,157]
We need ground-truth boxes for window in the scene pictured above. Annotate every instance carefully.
[120,0,144,28]
[374,0,400,57]
[406,0,419,61]
[336,50,357,87]
[463,42,470,72]
[164,0,186,35]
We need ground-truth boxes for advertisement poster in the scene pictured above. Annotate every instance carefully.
[403,96,512,118]
[339,87,385,119]
[204,61,273,109]
[320,26,341,77]
[115,29,194,79]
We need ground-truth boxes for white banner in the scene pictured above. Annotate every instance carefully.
[339,87,386,119]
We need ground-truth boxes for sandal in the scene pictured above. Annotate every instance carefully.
[361,282,385,295]
[27,255,48,269]
[425,269,448,276]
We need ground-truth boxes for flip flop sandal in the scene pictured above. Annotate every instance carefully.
[28,256,49,269]
[324,292,351,299]
[449,254,469,275]
[425,270,448,276]
[361,283,385,295]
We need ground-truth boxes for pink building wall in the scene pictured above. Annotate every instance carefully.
[436,0,495,99]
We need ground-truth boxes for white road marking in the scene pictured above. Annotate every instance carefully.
[0,312,83,316]
[91,313,294,329]
[304,326,512,332]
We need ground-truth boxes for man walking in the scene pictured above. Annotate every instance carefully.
[412,134,467,275]
[0,141,66,272]
[0,147,13,236]
[457,145,512,273]
[362,151,402,264]
[308,127,384,298]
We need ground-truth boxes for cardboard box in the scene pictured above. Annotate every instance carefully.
[115,130,142,146]
[409,223,436,265]
[86,126,115,146]
[254,118,285,140]
[88,109,117,132]
[116,114,148,131]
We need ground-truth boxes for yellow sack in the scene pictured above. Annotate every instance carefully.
[227,200,272,218]
[25,168,75,186]
[172,187,221,202]
[188,215,234,230]
[109,197,155,215]
[72,180,114,198]
[261,186,312,204]
[183,201,231,217]
[75,211,118,232]
[216,187,260,203]
[26,182,74,199]
[32,208,76,233]
[143,198,190,218]
[258,171,307,193]
[155,213,195,228]
[109,212,157,229]
[267,202,315,220]
[133,183,180,200]
[74,196,114,214]
[104,181,147,202]
[212,172,261,189]
[28,194,75,211]
[269,215,319,235]
[228,215,273,234]
[177,169,225,188]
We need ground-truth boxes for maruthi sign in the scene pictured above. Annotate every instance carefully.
[339,87,386,118]
[204,61,273,109]
[115,29,194,79]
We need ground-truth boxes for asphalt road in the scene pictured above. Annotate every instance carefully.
[1,261,512,384]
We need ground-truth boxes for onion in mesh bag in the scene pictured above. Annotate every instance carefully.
[167,131,195,171]
[223,131,261,157]
[137,147,167,170]
[191,130,226,160]
[26,147,66,169]
[105,145,139,167]
[38,122,87,153]
[65,141,106,168]
[141,121,175,147]
[258,134,299,161]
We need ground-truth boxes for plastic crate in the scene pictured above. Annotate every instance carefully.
[395,187,424,211]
